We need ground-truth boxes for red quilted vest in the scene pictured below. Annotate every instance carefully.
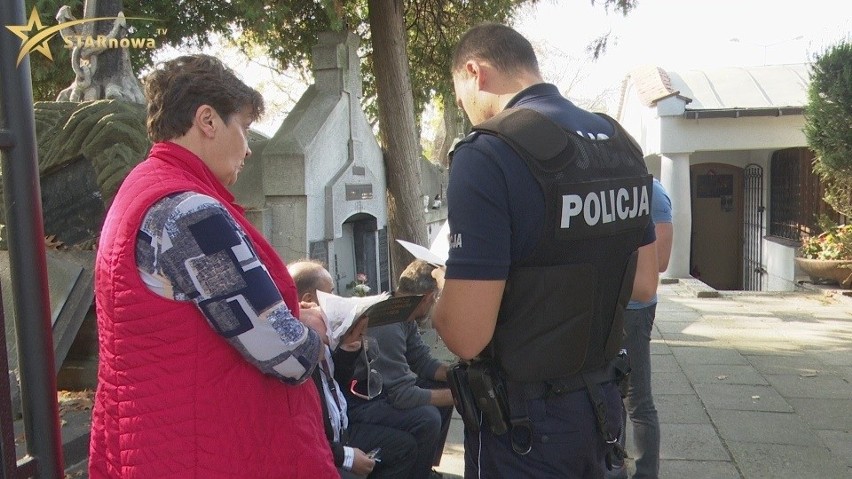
[89,142,337,478]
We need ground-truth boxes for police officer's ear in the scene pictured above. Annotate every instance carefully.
[459,60,485,86]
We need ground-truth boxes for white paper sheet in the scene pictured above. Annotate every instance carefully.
[397,239,447,267]
[429,220,450,261]
[316,290,390,349]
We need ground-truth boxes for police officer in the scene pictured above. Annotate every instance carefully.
[432,23,659,478]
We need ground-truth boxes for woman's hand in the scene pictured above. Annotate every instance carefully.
[298,302,329,345]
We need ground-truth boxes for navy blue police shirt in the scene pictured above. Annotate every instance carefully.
[445,83,656,281]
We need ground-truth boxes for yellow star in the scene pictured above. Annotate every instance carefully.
[5,7,54,62]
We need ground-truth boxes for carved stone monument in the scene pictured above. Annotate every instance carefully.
[55,0,144,103]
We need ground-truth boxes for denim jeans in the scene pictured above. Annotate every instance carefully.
[622,304,660,479]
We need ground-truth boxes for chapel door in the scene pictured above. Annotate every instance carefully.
[690,163,744,290]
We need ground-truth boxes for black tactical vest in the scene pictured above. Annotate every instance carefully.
[471,108,652,382]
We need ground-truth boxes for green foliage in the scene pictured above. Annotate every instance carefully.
[403,0,522,116]
[25,0,240,101]
[225,0,526,124]
[27,0,637,116]
[804,40,852,217]
[26,0,530,119]
[806,41,852,175]
[230,0,338,73]
[124,0,243,68]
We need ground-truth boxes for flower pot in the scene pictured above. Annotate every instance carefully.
[795,258,852,288]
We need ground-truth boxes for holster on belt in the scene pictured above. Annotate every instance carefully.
[447,359,510,436]
[447,362,480,433]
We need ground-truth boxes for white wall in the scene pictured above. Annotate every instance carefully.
[764,239,799,291]
[660,115,805,154]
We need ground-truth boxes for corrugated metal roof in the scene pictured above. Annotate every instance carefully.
[623,63,811,113]
[666,64,810,110]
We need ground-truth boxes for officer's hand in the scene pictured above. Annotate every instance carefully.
[350,448,377,476]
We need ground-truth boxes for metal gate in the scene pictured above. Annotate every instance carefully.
[742,164,765,291]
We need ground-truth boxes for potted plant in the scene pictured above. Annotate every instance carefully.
[796,219,852,287]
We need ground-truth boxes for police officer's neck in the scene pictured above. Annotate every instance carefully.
[488,71,543,112]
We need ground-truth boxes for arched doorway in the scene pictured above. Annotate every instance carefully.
[334,213,389,296]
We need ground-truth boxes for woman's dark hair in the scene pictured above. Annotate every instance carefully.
[143,54,264,142]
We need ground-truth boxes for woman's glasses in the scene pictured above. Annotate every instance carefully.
[349,337,383,400]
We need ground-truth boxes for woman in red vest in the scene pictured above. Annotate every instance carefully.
[89,54,337,478]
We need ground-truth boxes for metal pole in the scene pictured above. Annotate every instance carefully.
[0,1,65,477]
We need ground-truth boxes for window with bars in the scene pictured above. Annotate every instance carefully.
[769,147,841,241]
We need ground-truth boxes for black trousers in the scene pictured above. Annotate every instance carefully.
[347,377,453,479]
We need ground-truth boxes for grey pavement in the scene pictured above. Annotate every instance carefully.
[55,279,852,478]
[426,279,852,479]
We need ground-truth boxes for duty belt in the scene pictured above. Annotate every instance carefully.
[504,356,630,457]
[507,362,620,401]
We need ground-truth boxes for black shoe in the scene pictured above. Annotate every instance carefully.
[429,470,444,479]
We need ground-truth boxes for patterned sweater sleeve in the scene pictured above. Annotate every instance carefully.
[136,191,321,384]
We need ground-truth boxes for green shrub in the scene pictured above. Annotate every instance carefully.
[804,40,852,217]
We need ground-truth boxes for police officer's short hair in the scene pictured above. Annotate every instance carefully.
[397,260,437,295]
[451,23,540,77]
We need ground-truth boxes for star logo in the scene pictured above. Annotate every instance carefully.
[5,7,56,64]
[5,7,159,67]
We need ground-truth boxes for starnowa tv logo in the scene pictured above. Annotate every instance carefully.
[5,7,161,67]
